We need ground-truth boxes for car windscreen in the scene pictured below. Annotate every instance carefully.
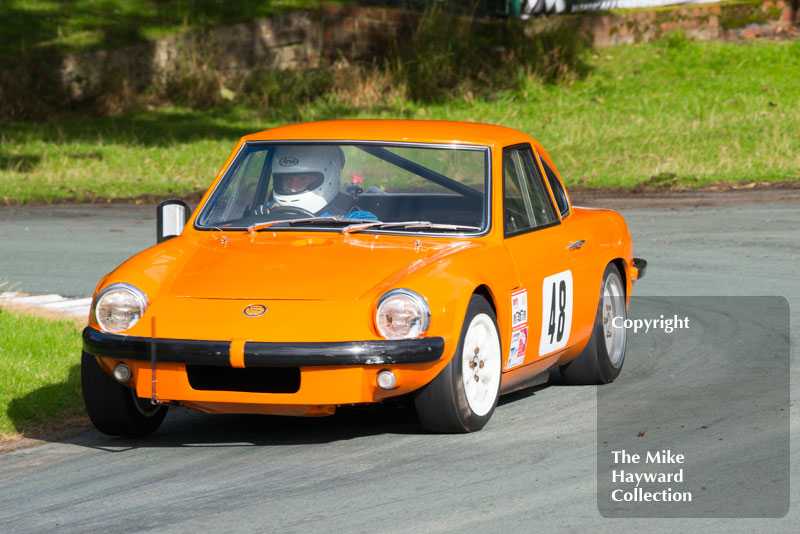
[196,142,490,234]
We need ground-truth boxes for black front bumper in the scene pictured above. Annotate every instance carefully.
[82,327,445,367]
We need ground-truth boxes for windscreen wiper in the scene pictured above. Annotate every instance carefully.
[247,217,375,234]
[341,220,481,236]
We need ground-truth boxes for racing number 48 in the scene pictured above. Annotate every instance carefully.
[548,280,567,344]
[539,270,573,356]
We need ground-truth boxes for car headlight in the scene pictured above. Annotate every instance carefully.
[375,289,431,340]
[93,283,148,333]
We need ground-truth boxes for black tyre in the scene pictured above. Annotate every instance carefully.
[81,351,168,437]
[414,295,502,433]
[560,263,627,384]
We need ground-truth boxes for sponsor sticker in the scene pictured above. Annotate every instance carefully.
[506,326,528,370]
[507,288,529,370]
[511,288,528,329]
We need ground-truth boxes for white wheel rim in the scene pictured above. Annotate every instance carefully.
[461,313,501,417]
[602,272,626,368]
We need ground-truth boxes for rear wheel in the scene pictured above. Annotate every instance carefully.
[560,263,627,384]
[414,295,501,433]
[81,351,168,436]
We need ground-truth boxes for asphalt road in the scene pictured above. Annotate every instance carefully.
[0,190,798,533]
[0,204,154,298]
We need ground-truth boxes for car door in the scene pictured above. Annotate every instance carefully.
[534,149,599,347]
[502,144,588,371]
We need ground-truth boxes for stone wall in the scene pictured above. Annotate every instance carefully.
[59,1,795,101]
[61,12,322,101]
[563,0,795,46]
[321,5,418,61]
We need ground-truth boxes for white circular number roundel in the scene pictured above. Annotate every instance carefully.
[538,270,573,356]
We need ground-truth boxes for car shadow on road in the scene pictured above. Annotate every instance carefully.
[80,401,428,452]
[8,371,557,453]
[496,369,559,409]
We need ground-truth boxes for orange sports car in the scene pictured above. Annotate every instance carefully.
[81,120,646,436]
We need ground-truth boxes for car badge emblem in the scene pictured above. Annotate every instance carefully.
[279,157,298,167]
[243,304,267,317]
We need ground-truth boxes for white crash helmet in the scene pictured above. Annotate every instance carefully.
[271,145,344,213]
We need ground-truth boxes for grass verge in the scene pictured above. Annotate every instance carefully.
[0,306,85,441]
[1,37,799,203]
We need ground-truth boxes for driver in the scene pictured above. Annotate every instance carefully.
[271,145,376,220]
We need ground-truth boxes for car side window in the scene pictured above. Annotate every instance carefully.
[503,146,559,235]
[503,150,533,233]
[538,153,570,218]
[519,148,559,227]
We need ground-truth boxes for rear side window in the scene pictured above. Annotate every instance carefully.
[538,154,570,218]
[519,149,558,227]
[502,150,533,232]
[503,145,559,236]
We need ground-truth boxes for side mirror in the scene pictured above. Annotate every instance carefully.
[157,199,191,243]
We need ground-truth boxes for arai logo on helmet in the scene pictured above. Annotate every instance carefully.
[243,304,267,317]
[279,157,299,167]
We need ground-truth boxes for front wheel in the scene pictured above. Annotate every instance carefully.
[560,263,627,384]
[414,295,502,433]
[81,351,168,436]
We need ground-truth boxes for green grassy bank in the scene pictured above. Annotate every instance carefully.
[0,308,84,440]
[1,37,799,203]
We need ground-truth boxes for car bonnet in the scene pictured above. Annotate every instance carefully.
[168,233,478,301]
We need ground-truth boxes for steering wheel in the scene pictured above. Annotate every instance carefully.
[267,205,315,219]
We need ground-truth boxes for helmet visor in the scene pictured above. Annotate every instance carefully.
[273,172,325,195]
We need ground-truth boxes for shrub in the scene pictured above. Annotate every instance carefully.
[165,63,225,109]
[392,2,590,102]
[244,67,333,110]
[0,52,66,123]
[662,29,692,50]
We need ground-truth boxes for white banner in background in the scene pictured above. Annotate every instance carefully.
[522,0,723,17]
